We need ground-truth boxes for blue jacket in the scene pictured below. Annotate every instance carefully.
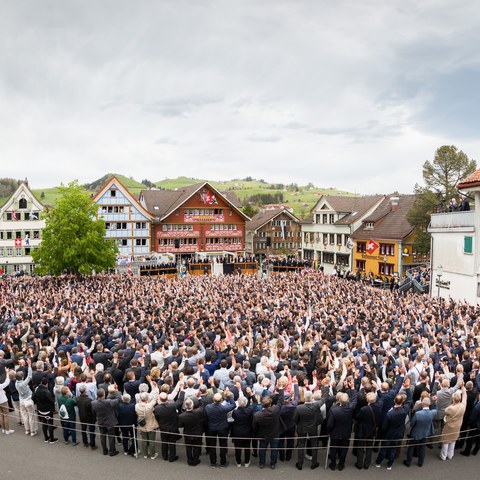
[205,396,235,431]
[409,406,437,440]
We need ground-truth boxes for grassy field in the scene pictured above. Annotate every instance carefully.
[3,174,354,216]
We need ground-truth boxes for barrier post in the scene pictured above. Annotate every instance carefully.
[324,437,330,470]
[133,425,138,459]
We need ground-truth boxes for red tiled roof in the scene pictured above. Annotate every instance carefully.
[458,168,480,189]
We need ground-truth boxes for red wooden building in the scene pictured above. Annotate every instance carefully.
[140,182,249,256]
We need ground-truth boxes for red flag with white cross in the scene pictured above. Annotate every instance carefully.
[366,239,379,254]
[15,238,22,247]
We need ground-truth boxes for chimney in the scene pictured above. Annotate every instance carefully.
[390,196,399,212]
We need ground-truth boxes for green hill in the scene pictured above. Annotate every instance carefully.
[155,177,354,217]
[4,174,355,217]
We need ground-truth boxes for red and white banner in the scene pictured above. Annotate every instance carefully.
[12,210,19,221]
[184,214,225,223]
[366,239,379,255]
[14,238,22,247]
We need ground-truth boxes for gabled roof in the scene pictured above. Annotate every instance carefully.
[0,181,44,214]
[246,207,301,232]
[313,195,362,213]
[141,182,250,221]
[458,168,480,190]
[333,196,385,225]
[309,195,384,226]
[351,195,416,241]
[92,176,154,220]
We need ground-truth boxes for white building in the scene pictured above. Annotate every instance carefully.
[302,195,384,274]
[92,177,154,257]
[0,181,45,275]
[429,170,479,303]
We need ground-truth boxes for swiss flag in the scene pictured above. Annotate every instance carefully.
[366,239,379,254]
[15,238,22,247]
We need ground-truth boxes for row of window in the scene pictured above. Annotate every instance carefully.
[257,231,301,238]
[304,232,349,246]
[357,242,394,255]
[315,213,337,225]
[271,220,292,226]
[0,264,35,273]
[206,237,241,244]
[355,260,395,276]
[0,231,40,240]
[159,238,198,246]
[106,222,148,230]
[100,206,126,214]
[255,241,298,250]
[116,239,150,247]
[0,247,34,257]
[4,212,40,221]
[184,208,224,216]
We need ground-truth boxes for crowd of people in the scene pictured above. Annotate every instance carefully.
[0,270,479,471]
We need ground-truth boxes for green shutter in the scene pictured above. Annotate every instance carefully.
[464,236,473,254]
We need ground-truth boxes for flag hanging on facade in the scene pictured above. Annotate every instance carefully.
[24,234,30,246]
[29,209,38,220]
[12,210,18,221]
[280,220,287,240]
[366,239,379,255]
[15,238,22,247]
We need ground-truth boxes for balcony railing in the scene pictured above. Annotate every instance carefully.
[429,211,475,229]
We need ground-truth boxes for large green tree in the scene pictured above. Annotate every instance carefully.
[407,145,477,253]
[32,181,118,275]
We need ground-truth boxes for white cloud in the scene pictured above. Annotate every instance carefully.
[0,0,479,193]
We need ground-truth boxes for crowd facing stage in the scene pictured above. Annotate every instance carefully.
[0,271,479,471]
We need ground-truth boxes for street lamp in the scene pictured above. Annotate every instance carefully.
[436,265,443,298]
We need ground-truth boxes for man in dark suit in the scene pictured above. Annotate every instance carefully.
[252,388,285,469]
[91,386,120,456]
[154,390,185,462]
[294,389,323,470]
[354,391,382,469]
[403,396,436,467]
[375,383,412,470]
[179,397,205,466]
[204,388,236,467]
[327,380,358,471]
[76,384,97,450]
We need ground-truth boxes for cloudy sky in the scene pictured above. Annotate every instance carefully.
[1,0,479,194]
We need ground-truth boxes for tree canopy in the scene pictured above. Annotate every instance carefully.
[407,145,477,253]
[32,181,118,275]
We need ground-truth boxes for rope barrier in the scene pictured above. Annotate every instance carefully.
[5,409,480,451]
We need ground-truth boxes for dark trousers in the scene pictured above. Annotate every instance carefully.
[259,438,279,467]
[278,427,295,461]
[81,423,96,447]
[463,428,480,455]
[185,436,202,465]
[38,411,55,441]
[206,428,229,466]
[120,425,136,454]
[297,432,319,465]
[329,438,349,467]
[233,438,251,464]
[356,437,375,467]
[406,437,426,466]
[99,426,117,455]
[375,439,401,467]
[160,432,179,461]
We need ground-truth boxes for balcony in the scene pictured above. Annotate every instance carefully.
[429,211,475,231]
